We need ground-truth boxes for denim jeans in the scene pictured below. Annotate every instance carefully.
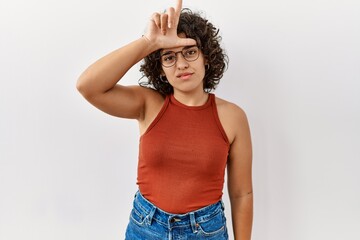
[125,191,228,240]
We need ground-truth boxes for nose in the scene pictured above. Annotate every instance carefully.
[175,52,189,69]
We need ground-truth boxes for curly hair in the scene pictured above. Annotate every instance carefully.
[139,8,228,95]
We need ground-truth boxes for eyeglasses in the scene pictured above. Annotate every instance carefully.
[160,45,200,68]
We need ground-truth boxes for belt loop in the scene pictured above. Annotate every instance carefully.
[189,212,198,233]
[146,206,156,225]
[221,200,225,210]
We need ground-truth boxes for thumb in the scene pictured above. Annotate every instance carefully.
[176,37,197,47]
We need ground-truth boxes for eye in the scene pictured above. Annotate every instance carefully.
[162,54,176,63]
[184,48,198,57]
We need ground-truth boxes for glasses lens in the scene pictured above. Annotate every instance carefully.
[160,46,200,67]
[183,46,199,61]
[161,53,176,67]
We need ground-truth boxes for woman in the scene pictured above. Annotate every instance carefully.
[76,0,253,239]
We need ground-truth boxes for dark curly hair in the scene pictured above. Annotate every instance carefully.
[139,8,228,95]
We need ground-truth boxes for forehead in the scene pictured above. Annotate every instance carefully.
[161,46,188,54]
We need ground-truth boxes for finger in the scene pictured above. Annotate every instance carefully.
[167,7,175,28]
[177,37,197,47]
[174,0,182,26]
[160,13,168,35]
[151,12,161,28]
[174,0,182,14]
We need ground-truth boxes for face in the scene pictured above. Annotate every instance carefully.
[160,34,206,95]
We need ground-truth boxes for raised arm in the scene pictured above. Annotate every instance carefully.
[76,0,195,120]
[76,37,157,119]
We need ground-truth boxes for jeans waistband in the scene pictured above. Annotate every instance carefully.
[132,190,224,231]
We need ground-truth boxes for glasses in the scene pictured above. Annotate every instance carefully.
[160,45,200,68]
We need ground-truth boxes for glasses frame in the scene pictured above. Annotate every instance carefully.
[160,45,200,68]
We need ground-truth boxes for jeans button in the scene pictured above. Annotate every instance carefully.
[170,217,180,223]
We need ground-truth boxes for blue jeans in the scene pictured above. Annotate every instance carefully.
[125,191,228,240]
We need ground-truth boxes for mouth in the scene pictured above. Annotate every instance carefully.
[177,72,193,80]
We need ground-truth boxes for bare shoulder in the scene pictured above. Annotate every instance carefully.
[120,84,164,106]
[126,84,159,96]
[215,96,248,122]
[130,85,165,117]
[214,96,250,144]
[140,86,165,109]
[134,86,166,134]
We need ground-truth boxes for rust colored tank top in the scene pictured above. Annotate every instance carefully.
[137,93,230,214]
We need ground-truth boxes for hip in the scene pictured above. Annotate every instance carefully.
[125,190,228,240]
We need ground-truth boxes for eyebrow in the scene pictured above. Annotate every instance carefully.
[161,45,197,56]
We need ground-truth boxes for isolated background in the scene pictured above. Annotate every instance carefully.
[1,0,360,239]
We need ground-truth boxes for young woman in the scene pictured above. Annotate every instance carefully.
[76,0,253,239]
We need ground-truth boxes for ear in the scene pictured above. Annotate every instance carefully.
[204,58,209,69]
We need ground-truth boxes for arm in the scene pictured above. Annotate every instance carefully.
[76,0,195,120]
[76,37,158,119]
[227,107,253,240]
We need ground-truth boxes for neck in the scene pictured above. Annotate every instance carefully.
[172,90,209,107]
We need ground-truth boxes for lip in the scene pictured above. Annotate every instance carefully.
[177,72,193,80]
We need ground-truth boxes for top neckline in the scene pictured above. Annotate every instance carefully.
[169,93,213,110]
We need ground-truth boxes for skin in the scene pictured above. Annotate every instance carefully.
[76,0,253,239]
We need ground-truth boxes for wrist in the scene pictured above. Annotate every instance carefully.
[141,35,158,53]
[142,35,150,43]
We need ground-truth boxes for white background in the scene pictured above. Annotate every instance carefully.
[1,0,360,239]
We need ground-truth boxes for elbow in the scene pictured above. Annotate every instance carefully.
[76,77,86,95]
[76,79,89,99]
[229,191,253,201]
[228,182,253,200]
[76,72,94,99]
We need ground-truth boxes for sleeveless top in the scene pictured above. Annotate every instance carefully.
[137,93,230,214]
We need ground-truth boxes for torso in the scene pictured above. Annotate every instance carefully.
[137,92,231,213]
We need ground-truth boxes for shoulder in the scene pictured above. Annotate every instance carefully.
[128,85,165,105]
[135,86,166,133]
[214,95,248,122]
[214,95,250,144]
